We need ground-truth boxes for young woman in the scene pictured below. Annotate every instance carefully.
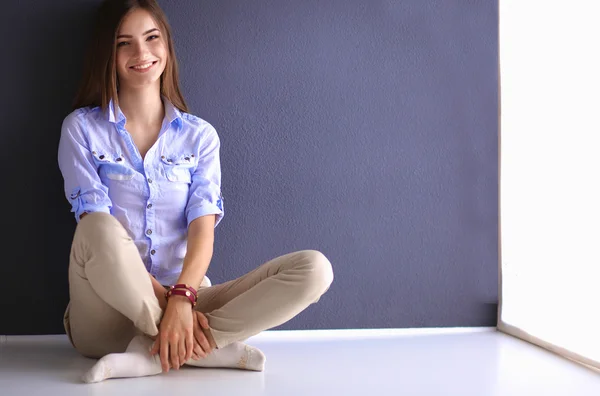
[58,0,333,383]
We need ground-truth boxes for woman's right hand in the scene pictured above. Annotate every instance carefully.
[191,311,213,360]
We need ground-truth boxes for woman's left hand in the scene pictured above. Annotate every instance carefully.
[150,297,194,372]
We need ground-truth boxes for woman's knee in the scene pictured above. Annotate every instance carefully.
[298,250,334,294]
[74,212,128,245]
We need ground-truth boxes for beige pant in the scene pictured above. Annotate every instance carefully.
[63,212,334,358]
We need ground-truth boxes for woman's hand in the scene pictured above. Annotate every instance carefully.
[191,311,213,360]
[150,297,194,372]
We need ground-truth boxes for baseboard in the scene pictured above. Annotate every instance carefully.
[498,321,600,374]
[2,327,497,343]
[250,327,497,342]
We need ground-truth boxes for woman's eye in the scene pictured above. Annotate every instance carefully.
[116,35,158,48]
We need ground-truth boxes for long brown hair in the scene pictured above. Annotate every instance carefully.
[72,0,188,113]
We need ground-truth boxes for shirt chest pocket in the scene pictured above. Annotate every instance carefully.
[160,154,196,184]
[92,151,135,181]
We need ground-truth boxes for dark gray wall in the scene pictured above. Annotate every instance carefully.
[0,0,498,334]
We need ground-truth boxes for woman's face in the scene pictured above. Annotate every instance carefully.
[115,9,168,91]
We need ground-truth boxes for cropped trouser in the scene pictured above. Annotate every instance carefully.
[63,212,334,358]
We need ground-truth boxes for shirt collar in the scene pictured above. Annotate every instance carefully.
[106,96,183,130]
[163,96,183,129]
[107,98,125,124]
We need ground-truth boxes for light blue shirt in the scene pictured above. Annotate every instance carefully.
[57,97,224,285]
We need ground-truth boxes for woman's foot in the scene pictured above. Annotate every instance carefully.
[82,335,161,383]
[82,335,266,383]
[186,341,266,371]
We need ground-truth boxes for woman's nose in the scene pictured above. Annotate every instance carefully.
[132,42,150,58]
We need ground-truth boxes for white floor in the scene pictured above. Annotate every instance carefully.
[1,328,600,395]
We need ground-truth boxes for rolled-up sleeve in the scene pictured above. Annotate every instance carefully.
[186,126,224,228]
[57,111,112,222]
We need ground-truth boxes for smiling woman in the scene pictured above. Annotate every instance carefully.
[72,0,186,113]
[57,0,334,384]
[115,22,165,88]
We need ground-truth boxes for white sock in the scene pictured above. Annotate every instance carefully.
[82,335,266,383]
[186,341,266,372]
[81,334,161,383]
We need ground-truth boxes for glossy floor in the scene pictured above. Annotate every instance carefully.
[1,328,599,395]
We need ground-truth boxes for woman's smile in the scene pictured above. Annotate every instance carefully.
[130,60,158,73]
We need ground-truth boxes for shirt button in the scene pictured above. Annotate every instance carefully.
[151,249,156,255]
[147,178,153,183]
[147,203,153,209]
[146,229,153,235]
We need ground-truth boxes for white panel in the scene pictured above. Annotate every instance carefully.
[500,0,600,365]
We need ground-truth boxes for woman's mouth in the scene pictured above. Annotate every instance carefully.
[130,61,158,73]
